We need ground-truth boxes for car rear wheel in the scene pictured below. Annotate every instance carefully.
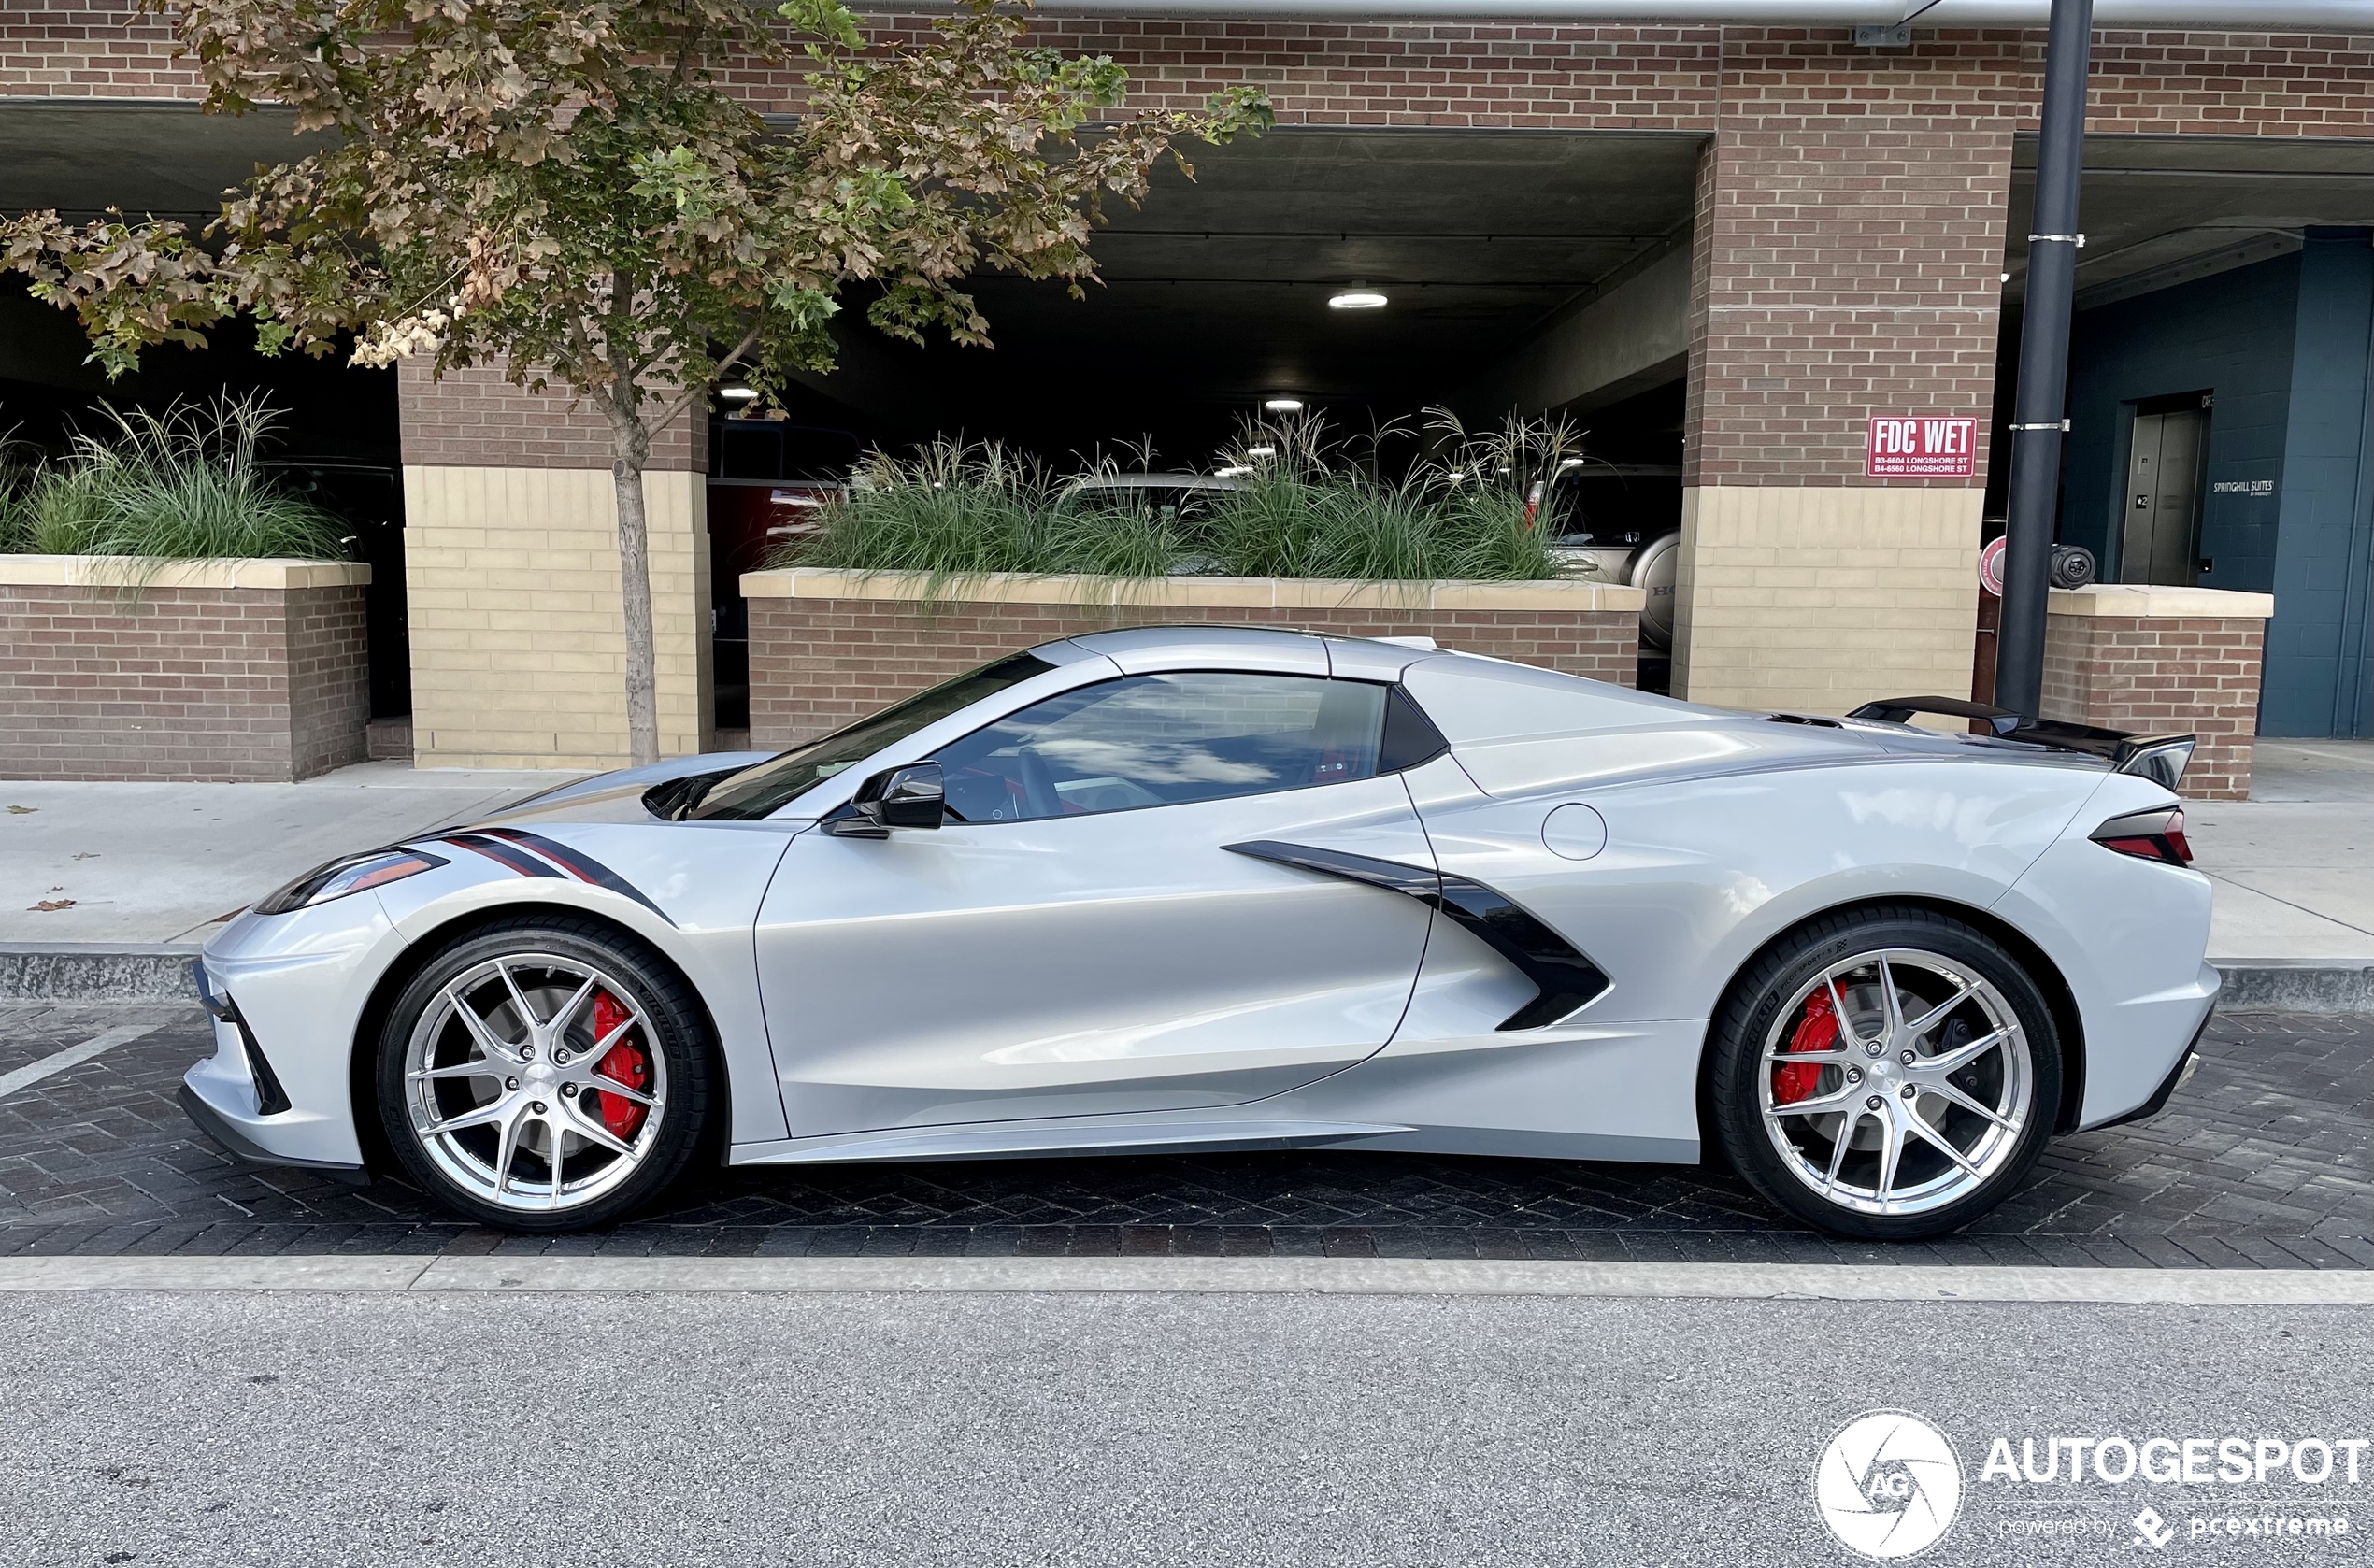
[375,916,714,1232]
[1707,906,2062,1241]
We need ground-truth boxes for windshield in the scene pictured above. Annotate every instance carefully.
[691,652,1057,820]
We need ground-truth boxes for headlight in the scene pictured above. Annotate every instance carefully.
[254,848,449,915]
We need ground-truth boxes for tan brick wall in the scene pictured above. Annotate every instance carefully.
[0,581,369,781]
[1673,486,1981,718]
[2042,612,2266,801]
[749,597,1638,749]
[402,466,710,768]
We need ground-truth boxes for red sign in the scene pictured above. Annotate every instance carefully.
[1978,535,2006,597]
[1867,415,1978,478]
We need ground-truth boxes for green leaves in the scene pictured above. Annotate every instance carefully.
[627,144,724,220]
[778,0,863,50]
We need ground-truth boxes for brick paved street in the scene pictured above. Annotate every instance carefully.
[0,1003,2364,1267]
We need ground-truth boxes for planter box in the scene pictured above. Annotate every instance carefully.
[0,556,373,783]
[2043,584,2274,802]
[741,568,1646,748]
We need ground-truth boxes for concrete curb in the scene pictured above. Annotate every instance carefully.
[0,942,197,1002]
[0,1254,2369,1303]
[7,947,2367,1011]
[2212,961,2374,1015]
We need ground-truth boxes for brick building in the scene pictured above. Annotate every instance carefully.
[2,2,2368,767]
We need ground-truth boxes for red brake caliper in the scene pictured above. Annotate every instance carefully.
[1773,988,1838,1105]
[591,991,651,1140]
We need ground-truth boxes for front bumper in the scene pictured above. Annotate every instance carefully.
[177,1081,368,1184]
[180,893,409,1173]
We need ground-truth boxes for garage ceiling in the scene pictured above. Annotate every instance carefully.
[2005,135,2374,308]
[821,128,1706,457]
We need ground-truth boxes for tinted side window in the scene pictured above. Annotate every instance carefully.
[937,673,1388,823]
[693,652,1054,820]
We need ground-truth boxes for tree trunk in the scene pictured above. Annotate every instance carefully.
[608,424,662,769]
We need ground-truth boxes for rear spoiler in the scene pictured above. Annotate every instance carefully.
[1846,696,2196,791]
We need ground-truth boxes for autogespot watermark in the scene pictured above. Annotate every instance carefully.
[1814,1411,1965,1560]
[1810,1413,2364,1558]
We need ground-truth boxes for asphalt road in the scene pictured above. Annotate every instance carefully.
[5,1290,2368,1567]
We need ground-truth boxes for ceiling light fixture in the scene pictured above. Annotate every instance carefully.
[1214,464,1254,478]
[1326,286,1388,310]
[1246,445,1277,459]
[1558,456,1586,469]
[1263,398,1305,413]
[720,385,760,402]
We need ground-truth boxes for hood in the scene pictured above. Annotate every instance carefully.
[473,750,776,828]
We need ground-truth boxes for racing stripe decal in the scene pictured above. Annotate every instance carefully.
[1223,839,1610,1032]
[441,833,565,879]
[476,828,673,923]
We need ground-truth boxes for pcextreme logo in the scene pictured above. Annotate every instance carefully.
[1813,1410,1966,1560]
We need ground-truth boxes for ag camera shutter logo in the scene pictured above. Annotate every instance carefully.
[1813,1410,1965,1559]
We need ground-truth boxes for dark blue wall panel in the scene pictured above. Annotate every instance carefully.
[2263,230,2374,739]
[2063,254,2299,592]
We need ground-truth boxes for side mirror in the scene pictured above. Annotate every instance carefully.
[826,762,945,837]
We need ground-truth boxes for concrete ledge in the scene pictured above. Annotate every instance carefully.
[0,943,199,1002]
[0,554,371,591]
[741,566,1645,613]
[2212,961,2374,1015]
[0,1254,2367,1302]
[2048,583,2275,620]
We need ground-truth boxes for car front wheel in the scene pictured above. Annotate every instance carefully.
[375,916,714,1232]
[1707,906,2062,1241]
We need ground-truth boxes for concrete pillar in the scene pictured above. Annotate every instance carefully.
[397,364,712,768]
[1673,34,2011,716]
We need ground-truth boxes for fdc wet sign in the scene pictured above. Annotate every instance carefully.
[1867,416,1979,478]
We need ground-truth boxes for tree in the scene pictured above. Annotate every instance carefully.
[2,0,1269,764]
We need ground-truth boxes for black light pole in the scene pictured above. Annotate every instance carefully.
[1994,0,2094,720]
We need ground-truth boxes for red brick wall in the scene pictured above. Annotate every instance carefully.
[9,10,2364,134]
[750,598,1637,748]
[1684,33,2021,489]
[395,363,706,473]
[2041,613,2263,801]
[0,583,370,782]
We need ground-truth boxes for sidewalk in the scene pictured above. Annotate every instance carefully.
[1,743,2368,999]
[2184,739,2374,964]
[0,762,565,945]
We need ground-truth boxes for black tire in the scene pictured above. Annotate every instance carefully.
[1706,905,2063,1241]
[375,914,716,1233]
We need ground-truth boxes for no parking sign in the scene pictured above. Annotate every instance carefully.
[1979,535,2006,597]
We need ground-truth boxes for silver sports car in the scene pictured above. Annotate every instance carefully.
[181,627,2218,1239]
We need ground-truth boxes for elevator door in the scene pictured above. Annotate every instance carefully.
[2121,406,2208,586]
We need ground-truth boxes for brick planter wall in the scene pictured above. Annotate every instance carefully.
[0,558,373,782]
[2042,585,2274,802]
[743,569,1644,748]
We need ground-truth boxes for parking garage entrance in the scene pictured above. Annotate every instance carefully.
[706,127,1707,725]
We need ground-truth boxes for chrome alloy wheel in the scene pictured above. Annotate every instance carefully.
[400,953,667,1214]
[1757,948,2032,1218]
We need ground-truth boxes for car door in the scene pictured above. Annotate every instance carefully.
[753,670,1437,1136]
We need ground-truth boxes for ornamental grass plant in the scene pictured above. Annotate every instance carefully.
[790,412,1577,587]
[0,393,346,564]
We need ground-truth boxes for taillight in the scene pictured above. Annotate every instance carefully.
[2091,806,2193,866]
